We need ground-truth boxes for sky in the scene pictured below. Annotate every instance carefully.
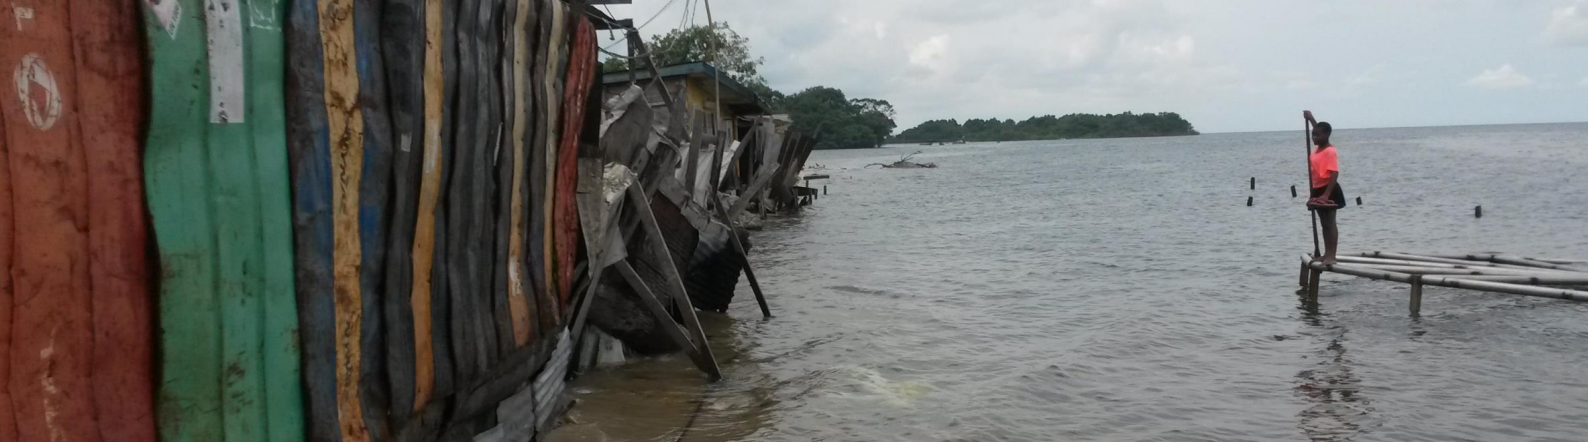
[596,0,1588,133]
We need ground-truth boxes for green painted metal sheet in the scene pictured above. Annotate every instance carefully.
[143,0,305,439]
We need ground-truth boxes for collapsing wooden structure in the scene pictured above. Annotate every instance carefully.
[1300,252,1588,316]
[579,31,794,371]
[1,0,799,440]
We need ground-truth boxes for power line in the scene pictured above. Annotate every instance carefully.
[635,0,680,31]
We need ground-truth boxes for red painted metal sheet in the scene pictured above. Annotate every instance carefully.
[72,0,156,438]
[554,17,595,307]
[0,1,98,440]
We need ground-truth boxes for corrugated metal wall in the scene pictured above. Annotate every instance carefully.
[285,0,597,439]
[0,0,599,440]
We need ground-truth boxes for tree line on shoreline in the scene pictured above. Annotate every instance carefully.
[601,23,896,150]
[889,112,1199,144]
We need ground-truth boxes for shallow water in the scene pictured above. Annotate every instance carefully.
[549,123,1588,441]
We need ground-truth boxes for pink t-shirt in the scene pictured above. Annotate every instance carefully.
[1310,146,1338,189]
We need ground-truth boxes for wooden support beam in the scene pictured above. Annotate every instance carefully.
[710,193,771,318]
[1409,276,1423,317]
[627,185,723,381]
[1306,269,1322,304]
[1299,261,1310,288]
[727,162,780,220]
[613,261,717,377]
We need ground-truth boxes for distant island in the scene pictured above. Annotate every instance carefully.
[888,112,1199,144]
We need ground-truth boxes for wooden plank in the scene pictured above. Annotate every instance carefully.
[0,1,97,441]
[505,0,533,349]
[318,0,374,434]
[472,0,509,366]
[429,0,459,403]
[445,0,484,384]
[409,0,452,413]
[285,0,371,438]
[527,0,558,339]
[146,0,224,439]
[541,0,568,321]
[353,0,395,434]
[380,0,426,423]
[71,0,157,437]
[726,162,780,220]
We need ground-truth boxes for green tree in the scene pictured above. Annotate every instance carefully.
[600,23,897,149]
[600,23,773,94]
[779,87,898,149]
[889,112,1198,143]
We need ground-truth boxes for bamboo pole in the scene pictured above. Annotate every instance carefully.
[1301,256,1588,303]
[1488,255,1588,273]
[1409,276,1423,316]
[1306,268,1322,304]
[1434,274,1588,285]
[1429,254,1586,265]
[1338,255,1520,270]
[1357,252,1573,273]
[1343,263,1588,278]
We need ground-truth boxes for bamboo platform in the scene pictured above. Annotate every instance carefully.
[1299,252,1588,316]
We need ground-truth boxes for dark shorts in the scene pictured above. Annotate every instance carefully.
[1311,185,1346,211]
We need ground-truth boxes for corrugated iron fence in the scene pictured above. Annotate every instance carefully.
[0,0,599,439]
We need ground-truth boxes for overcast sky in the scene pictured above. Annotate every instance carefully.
[598,0,1588,133]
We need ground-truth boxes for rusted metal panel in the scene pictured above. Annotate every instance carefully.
[72,0,157,438]
[0,94,13,441]
[2,0,107,441]
[555,16,596,307]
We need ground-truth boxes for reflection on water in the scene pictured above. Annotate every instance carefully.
[1294,303,1377,441]
[551,124,1588,441]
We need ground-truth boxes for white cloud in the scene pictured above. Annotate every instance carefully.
[908,34,952,69]
[1465,64,1535,89]
[603,0,1588,132]
[1545,1,1588,46]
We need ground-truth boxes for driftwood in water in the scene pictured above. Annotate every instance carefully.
[867,151,937,169]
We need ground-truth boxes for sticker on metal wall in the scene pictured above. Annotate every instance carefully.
[143,0,181,38]
[12,53,61,131]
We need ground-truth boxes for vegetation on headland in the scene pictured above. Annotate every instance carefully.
[890,113,1200,144]
[602,23,897,150]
